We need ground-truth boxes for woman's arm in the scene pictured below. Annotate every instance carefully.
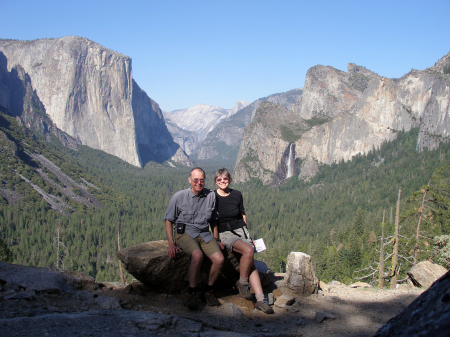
[212,220,224,250]
[242,212,247,225]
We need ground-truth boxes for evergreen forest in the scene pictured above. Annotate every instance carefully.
[1,111,449,286]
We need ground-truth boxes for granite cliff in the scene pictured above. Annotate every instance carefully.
[0,37,191,167]
[234,54,450,184]
[192,89,303,161]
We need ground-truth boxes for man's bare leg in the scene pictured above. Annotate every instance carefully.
[207,251,224,286]
[189,249,203,288]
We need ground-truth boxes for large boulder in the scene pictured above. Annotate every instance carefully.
[116,240,272,294]
[374,271,450,336]
[284,252,319,295]
[407,261,448,288]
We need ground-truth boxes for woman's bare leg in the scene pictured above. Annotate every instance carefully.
[232,240,263,295]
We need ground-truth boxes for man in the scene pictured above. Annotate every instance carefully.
[164,167,224,310]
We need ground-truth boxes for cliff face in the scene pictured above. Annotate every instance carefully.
[193,89,303,161]
[234,54,450,184]
[0,37,189,167]
[163,113,198,156]
[234,102,306,184]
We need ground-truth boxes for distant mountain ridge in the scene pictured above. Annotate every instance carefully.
[234,54,450,185]
[0,37,192,168]
[164,101,250,144]
[191,88,303,161]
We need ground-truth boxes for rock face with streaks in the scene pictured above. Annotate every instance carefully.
[194,89,303,161]
[234,54,450,184]
[0,37,190,167]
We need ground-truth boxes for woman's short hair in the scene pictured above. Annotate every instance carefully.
[214,168,232,183]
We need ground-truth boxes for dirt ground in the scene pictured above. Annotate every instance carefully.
[1,278,423,336]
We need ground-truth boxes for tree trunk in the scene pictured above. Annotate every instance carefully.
[118,230,125,284]
[391,190,401,289]
[378,211,385,289]
[414,180,431,265]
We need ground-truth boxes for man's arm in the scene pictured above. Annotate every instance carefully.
[165,220,178,259]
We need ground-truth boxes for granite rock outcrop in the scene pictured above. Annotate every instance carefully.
[0,37,190,167]
[234,54,450,184]
[193,89,303,161]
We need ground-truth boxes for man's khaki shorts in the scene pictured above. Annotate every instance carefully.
[175,232,221,257]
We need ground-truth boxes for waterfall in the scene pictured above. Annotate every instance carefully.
[286,143,294,178]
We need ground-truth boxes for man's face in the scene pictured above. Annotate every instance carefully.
[189,169,205,195]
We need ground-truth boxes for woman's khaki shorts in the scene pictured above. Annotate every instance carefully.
[175,232,221,257]
[219,227,254,251]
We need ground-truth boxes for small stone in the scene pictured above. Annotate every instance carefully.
[120,299,133,309]
[274,294,295,308]
[272,289,282,298]
[268,293,274,305]
[314,311,336,323]
[349,281,371,288]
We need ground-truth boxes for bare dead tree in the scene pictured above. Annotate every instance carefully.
[53,217,67,270]
[378,211,385,288]
[118,229,125,284]
[413,180,432,265]
[391,189,401,289]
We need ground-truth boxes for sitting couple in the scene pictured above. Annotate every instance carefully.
[164,167,273,314]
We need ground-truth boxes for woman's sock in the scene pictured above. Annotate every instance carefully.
[239,277,249,285]
[255,293,265,302]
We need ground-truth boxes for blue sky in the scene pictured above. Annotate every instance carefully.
[1,0,449,111]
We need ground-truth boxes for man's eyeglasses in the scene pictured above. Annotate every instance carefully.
[216,178,229,182]
[191,178,205,184]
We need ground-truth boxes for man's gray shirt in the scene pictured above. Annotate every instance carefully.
[164,187,218,242]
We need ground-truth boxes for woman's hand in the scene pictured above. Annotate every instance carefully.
[215,237,224,250]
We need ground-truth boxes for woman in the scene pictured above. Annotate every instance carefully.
[213,168,274,314]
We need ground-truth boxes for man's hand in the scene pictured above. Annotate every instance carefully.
[167,244,178,259]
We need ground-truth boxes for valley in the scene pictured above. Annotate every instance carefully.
[0,37,449,290]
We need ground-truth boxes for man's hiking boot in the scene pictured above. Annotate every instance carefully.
[187,291,198,310]
[255,300,274,314]
[204,290,220,306]
[235,280,252,300]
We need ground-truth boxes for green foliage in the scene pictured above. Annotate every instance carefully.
[304,117,330,128]
[0,237,13,262]
[279,123,305,143]
[2,109,450,286]
[444,65,450,75]
[433,235,450,269]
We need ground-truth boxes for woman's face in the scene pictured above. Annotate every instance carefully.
[215,174,230,190]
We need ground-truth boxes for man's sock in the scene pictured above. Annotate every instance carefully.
[239,277,249,285]
[204,284,213,293]
[189,287,197,294]
[255,293,265,302]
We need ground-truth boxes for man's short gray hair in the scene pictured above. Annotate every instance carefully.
[190,167,205,178]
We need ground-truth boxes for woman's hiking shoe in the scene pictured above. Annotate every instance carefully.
[235,280,252,300]
[187,292,198,310]
[255,300,274,314]
[204,290,220,306]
